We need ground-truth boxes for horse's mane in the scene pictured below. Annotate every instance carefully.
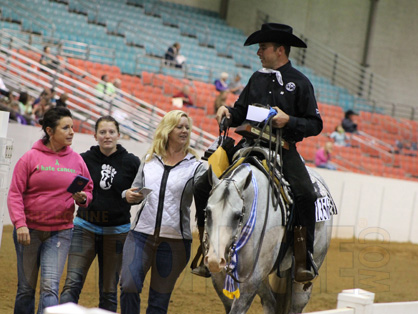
[213,163,253,200]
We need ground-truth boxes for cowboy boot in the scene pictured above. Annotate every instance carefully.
[191,226,211,277]
[293,225,316,283]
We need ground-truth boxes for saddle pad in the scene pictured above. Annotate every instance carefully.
[307,167,338,222]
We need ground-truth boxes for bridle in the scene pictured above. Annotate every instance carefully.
[203,177,245,260]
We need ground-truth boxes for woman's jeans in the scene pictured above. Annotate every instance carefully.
[60,225,127,312]
[120,231,191,314]
[13,227,73,314]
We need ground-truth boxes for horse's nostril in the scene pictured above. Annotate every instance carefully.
[219,258,226,268]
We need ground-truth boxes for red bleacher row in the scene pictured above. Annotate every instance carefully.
[4,52,418,181]
[299,103,418,181]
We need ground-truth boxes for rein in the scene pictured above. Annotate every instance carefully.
[222,164,259,298]
[223,118,284,285]
[224,164,268,287]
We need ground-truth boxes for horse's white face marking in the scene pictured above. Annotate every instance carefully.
[205,176,247,273]
[205,171,252,272]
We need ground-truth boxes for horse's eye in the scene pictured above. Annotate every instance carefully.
[233,212,243,221]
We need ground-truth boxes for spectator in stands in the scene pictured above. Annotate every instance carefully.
[50,88,57,106]
[330,124,349,146]
[7,107,93,314]
[8,90,20,104]
[56,92,69,108]
[32,88,53,109]
[214,72,229,92]
[341,109,359,133]
[32,91,54,123]
[214,90,228,112]
[40,45,60,71]
[9,101,28,125]
[228,73,245,95]
[164,42,185,68]
[18,91,31,115]
[173,85,195,107]
[95,75,116,101]
[315,141,337,170]
[60,115,140,312]
[112,78,125,101]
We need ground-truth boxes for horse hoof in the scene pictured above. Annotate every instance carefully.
[191,265,211,278]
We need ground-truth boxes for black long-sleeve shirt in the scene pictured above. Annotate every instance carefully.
[228,61,323,143]
[77,144,140,227]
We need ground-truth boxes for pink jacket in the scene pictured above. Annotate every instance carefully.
[7,140,93,231]
[315,148,331,166]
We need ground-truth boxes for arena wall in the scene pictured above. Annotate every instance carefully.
[3,123,418,244]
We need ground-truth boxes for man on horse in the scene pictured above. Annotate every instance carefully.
[215,23,323,283]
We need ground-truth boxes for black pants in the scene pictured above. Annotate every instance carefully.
[282,145,317,253]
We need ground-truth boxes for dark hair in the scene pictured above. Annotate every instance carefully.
[272,43,291,57]
[19,91,28,104]
[95,115,120,134]
[39,107,72,144]
[43,46,50,52]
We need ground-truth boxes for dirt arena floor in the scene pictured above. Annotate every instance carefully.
[1,224,418,313]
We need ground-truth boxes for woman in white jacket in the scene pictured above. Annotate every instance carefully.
[120,110,206,314]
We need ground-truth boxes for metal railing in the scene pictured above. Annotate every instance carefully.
[0,30,216,149]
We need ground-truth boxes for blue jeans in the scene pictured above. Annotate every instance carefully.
[13,227,73,314]
[120,231,191,314]
[60,225,127,312]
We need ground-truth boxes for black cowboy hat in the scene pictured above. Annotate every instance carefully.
[244,23,307,48]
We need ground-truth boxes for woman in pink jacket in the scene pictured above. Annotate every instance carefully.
[315,141,337,170]
[7,107,93,314]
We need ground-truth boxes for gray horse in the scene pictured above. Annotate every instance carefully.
[204,162,335,313]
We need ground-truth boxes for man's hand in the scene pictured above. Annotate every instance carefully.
[216,106,230,125]
[16,226,30,246]
[271,106,289,128]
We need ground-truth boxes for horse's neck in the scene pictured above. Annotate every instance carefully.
[236,168,286,274]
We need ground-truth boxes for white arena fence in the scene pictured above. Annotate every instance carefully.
[44,302,114,313]
[305,289,418,314]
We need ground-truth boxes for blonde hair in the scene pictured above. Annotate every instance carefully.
[145,110,198,162]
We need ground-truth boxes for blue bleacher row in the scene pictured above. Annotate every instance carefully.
[0,0,376,113]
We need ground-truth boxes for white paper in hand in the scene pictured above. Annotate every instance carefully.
[246,105,270,122]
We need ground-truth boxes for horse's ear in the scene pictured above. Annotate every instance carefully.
[208,165,220,187]
[237,170,252,191]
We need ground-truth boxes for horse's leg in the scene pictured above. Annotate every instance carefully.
[270,270,292,314]
[289,281,312,314]
[257,277,276,314]
[229,285,259,314]
[211,272,233,313]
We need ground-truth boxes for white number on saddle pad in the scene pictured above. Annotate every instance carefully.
[315,196,334,222]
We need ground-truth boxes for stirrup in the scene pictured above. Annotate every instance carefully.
[294,267,316,283]
[292,252,318,284]
[191,265,211,278]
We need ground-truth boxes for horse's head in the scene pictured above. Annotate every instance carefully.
[204,165,253,273]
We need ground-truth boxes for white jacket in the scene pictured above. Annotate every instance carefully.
[130,153,206,240]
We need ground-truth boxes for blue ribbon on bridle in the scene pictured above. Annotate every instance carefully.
[223,164,258,299]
